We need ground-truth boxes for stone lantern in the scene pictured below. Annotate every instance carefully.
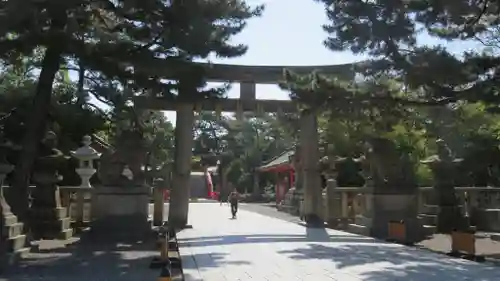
[421,139,468,233]
[71,135,101,188]
[122,165,133,181]
[351,137,424,242]
[30,131,72,240]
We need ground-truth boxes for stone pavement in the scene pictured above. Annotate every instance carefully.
[179,203,500,281]
[239,203,500,261]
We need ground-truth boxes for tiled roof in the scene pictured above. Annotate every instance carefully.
[258,150,294,170]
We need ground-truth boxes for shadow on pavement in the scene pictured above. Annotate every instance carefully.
[182,252,251,270]
[278,243,500,281]
[306,225,330,242]
[179,231,377,248]
[1,233,160,281]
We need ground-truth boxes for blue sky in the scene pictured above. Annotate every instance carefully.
[95,0,481,123]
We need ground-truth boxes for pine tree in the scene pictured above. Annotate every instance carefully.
[0,0,262,222]
[285,0,500,109]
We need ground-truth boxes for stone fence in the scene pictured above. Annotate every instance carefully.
[0,135,166,236]
[279,182,500,233]
[1,185,92,226]
[0,184,163,227]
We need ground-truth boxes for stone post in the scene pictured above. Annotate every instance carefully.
[168,103,195,229]
[417,189,425,214]
[153,179,165,226]
[299,109,323,226]
[467,189,479,223]
[252,172,259,197]
[70,135,101,226]
[30,131,72,240]
[274,172,279,204]
[322,155,351,228]
[341,192,349,218]
[325,179,342,228]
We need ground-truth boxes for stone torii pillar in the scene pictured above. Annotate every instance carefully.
[299,109,323,226]
[168,103,195,229]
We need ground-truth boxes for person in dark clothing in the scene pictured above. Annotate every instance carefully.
[228,188,239,218]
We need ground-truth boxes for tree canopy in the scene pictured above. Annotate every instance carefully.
[281,0,500,110]
[274,0,500,188]
[0,0,263,219]
[3,0,500,200]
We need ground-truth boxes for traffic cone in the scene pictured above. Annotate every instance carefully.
[158,265,172,281]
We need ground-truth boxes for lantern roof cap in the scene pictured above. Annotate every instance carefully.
[71,135,101,160]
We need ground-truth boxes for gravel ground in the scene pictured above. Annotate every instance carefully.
[239,203,500,263]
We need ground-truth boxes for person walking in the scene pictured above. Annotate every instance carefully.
[228,188,240,219]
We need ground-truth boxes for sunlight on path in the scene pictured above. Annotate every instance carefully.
[178,203,500,281]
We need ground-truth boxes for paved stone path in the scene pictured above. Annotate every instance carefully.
[239,203,500,261]
[179,203,500,281]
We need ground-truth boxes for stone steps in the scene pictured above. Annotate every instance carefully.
[58,228,74,240]
[31,217,73,240]
[418,213,438,225]
[3,222,23,238]
[4,214,18,226]
[7,234,26,252]
[0,247,30,271]
[347,224,369,236]
[1,213,30,273]
[354,215,371,226]
[420,204,465,215]
[421,204,439,214]
[423,224,437,236]
[347,223,436,238]
[418,204,468,230]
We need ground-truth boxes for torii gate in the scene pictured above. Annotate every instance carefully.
[134,62,356,227]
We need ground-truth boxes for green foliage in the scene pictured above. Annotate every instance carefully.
[0,0,262,201]
[0,0,263,98]
[0,60,107,154]
[192,112,295,192]
[275,0,500,187]
[311,0,500,107]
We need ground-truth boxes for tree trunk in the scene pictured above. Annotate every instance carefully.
[10,36,64,224]
[168,103,194,229]
[300,109,322,226]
